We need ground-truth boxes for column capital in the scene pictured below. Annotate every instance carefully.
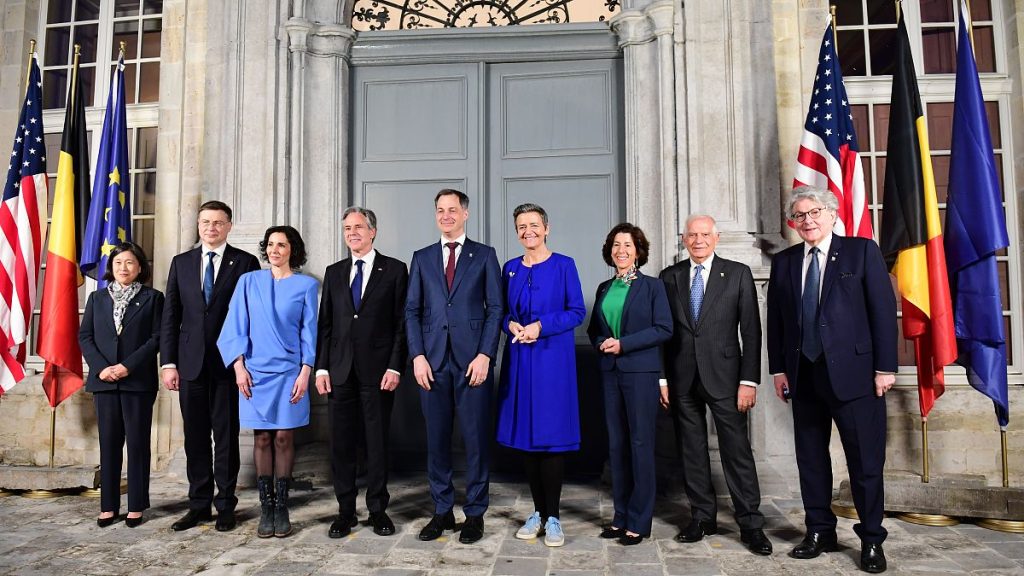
[284,17,314,53]
[645,0,676,37]
[610,10,654,47]
[311,24,357,59]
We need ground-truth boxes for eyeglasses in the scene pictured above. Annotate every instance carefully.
[199,219,230,229]
[789,207,827,223]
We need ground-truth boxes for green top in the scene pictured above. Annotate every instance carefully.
[601,278,631,339]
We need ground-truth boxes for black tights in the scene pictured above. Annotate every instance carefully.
[253,429,295,479]
[523,452,565,520]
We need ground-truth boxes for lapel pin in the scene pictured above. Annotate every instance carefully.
[720,272,724,277]
[229,260,234,266]
[469,252,474,258]
[510,271,516,277]
[831,256,836,261]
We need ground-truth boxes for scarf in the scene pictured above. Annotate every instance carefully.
[108,281,142,335]
[616,264,639,286]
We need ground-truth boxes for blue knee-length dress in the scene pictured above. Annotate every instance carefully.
[218,270,319,430]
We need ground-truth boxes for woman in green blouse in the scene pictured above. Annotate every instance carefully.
[587,223,673,545]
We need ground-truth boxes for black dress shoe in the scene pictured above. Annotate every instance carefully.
[125,515,144,528]
[789,531,839,559]
[675,519,718,543]
[369,511,396,536]
[740,528,773,556]
[599,525,625,539]
[418,510,456,541]
[96,514,119,528]
[215,510,236,532]
[329,514,358,538]
[860,542,887,573]
[619,533,645,546]
[171,509,212,531]
[459,515,485,544]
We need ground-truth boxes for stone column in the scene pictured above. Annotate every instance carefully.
[610,0,678,274]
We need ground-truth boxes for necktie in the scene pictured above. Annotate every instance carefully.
[351,259,364,311]
[203,251,216,305]
[445,242,459,291]
[802,247,822,361]
[690,264,704,321]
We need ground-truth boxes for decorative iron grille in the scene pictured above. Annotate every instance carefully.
[351,0,621,31]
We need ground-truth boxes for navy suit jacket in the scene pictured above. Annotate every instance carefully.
[587,272,673,373]
[405,238,503,370]
[80,286,164,393]
[159,244,261,382]
[766,235,898,401]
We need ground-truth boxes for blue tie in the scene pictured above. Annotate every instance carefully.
[203,251,215,305]
[802,247,822,360]
[351,259,364,311]
[690,263,704,322]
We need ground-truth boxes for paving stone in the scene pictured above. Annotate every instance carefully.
[549,549,606,570]
[490,557,547,575]
[608,563,663,576]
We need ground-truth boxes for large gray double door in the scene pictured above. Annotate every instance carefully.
[352,58,623,311]
[351,54,623,472]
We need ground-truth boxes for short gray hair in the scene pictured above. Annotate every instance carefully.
[786,185,838,217]
[512,203,548,226]
[684,214,719,235]
[342,206,377,231]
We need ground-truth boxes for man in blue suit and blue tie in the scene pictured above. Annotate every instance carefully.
[406,189,502,544]
[767,186,897,574]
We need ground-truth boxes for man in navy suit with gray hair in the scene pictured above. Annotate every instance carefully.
[767,185,897,574]
[405,188,502,544]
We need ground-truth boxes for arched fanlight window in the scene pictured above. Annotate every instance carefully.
[352,0,621,31]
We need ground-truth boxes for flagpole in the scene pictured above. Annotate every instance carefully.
[894,0,901,24]
[830,5,838,46]
[24,39,36,98]
[965,0,975,49]
[921,418,929,482]
[1001,427,1008,487]
[71,44,81,109]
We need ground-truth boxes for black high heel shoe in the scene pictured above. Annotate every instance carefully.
[125,514,144,528]
[96,514,118,528]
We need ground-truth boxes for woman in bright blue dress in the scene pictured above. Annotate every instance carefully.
[218,225,318,538]
[497,203,586,547]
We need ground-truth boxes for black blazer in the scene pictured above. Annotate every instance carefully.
[159,244,261,382]
[660,256,761,399]
[79,285,164,393]
[587,272,673,373]
[315,251,409,385]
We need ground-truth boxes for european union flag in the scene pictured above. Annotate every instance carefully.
[944,1,1010,427]
[81,54,131,288]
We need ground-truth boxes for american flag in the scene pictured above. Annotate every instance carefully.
[0,55,48,395]
[793,24,873,239]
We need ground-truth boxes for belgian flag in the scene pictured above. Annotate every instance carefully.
[37,49,91,408]
[879,16,956,419]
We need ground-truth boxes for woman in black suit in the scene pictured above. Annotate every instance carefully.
[79,242,164,527]
[587,223,672,545]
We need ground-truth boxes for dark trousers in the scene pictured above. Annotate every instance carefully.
[330,372,395,516]
[94,390,157,513]
[179,365,240,512]
[793,356,888,543]
[674,374,764,530]
[419,348,492,516]
[602,369,659,536]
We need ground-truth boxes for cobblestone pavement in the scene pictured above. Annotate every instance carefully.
[1,463,1022,576]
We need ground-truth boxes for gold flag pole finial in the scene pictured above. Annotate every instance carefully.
[965,0,975,51]
[119,40,127,59]
[895,0,902,25]
[24,39,37,98]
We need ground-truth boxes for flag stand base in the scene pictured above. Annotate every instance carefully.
[896,512,959,526]
[0,488,15,497]
[976,519,1024,533]
[22,489,63,499]
[831,502,859,519]
[80,480,127,498]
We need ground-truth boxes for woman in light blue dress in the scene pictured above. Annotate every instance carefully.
[218,225,318,538]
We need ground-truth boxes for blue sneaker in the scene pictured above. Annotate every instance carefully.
[544,516,565,547]
[516,511,543,540]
